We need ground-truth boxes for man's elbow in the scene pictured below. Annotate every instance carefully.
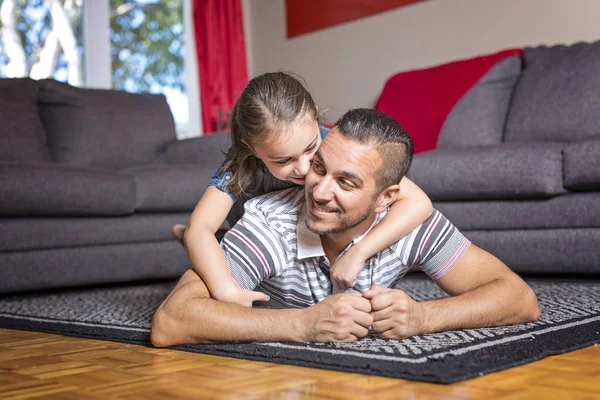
[150,308,176,348]
[527,290,541,322]
[519,282,541,323]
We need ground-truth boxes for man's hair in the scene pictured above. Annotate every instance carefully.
[334,108,414,191]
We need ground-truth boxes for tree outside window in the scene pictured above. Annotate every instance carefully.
[0,0,188,132]
[0,0,83,85]
[110,0,188,128]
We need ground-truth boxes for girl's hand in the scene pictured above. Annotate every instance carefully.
[216,286,270,308]
[330,247,367,294]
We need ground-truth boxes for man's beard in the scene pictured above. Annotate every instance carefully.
[305,196,374,235]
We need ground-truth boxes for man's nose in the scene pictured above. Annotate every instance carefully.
[312,176,334,202]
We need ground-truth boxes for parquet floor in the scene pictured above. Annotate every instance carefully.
[0,328,598,399]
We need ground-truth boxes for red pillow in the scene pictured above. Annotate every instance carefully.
[375,49,522,154]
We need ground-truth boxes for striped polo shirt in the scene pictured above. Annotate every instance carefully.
[221,187,471,309]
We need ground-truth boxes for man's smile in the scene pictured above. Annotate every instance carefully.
[308,197,339,217]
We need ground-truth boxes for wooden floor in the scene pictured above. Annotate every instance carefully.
[0,328,598,399]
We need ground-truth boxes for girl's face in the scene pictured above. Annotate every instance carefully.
[252,114,322,185]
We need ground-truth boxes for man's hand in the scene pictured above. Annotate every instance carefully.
[363,285,424,339]
[330,247,367,293]
[302,291,373,342]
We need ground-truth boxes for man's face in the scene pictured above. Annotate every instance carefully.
[304,128,382,235]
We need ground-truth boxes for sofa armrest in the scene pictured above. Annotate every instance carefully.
[407,142,566,201]
[164,133,229,166]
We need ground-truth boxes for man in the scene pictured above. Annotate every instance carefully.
[151,109,540,346]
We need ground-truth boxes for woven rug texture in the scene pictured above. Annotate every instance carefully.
[0,276,598,383]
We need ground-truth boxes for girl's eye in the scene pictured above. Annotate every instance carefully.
[275,159,291,165]
[305,145,317,154]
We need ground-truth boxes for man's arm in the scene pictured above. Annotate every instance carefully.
[421,244,540,332]
[151,269,373,346]
[364,244,540,338]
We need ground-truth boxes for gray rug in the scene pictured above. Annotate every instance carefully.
[0,275,598,383]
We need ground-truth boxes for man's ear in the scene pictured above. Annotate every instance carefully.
[374,184,401,213]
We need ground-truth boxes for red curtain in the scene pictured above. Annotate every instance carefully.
[193,0,248,134]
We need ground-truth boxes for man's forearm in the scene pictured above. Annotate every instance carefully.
[419,276,540,334]
[151,271,307,346]
[177,299,306,343]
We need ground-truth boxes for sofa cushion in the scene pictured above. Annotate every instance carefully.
[463,229,600,274]
[38,79,176,170]
[126,164,216,212]
[505,40,600,143]
[437,56,521,148]
[563,139,600,190]
[407,143,566,201]
[0,241,190,293]
[0,78,50,162]
[435,193,600,231]
[165,133,229,166]
[0,162,136,217]
[0,213,193,252]
[375,48,522,154]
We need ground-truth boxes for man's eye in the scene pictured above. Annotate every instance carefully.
[339,179,353,188]
[312,162,325,174]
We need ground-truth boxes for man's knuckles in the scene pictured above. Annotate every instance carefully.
[333,305,352,319]
[372,291,410,310]
[369,295,393,311]
[338,292,371,308]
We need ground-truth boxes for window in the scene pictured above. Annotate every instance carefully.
[0,0,83,85]
[110,0,192,137]
[0,0,200,138]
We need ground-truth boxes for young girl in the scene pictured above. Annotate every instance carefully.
[174,72,433,307]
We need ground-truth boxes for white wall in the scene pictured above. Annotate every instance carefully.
[243,0,600,123]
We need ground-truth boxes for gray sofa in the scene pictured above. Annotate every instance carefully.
[0,78,230,293]
[3,41,599,294]
[407,41,600,274]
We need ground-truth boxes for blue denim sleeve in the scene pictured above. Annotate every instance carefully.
[319,125,330,139]
[208,160,238,203]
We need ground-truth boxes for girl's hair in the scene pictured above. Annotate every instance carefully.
[222,71,319,196]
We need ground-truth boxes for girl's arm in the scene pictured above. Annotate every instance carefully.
[331,177,433,290]
[183,186,269,306]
